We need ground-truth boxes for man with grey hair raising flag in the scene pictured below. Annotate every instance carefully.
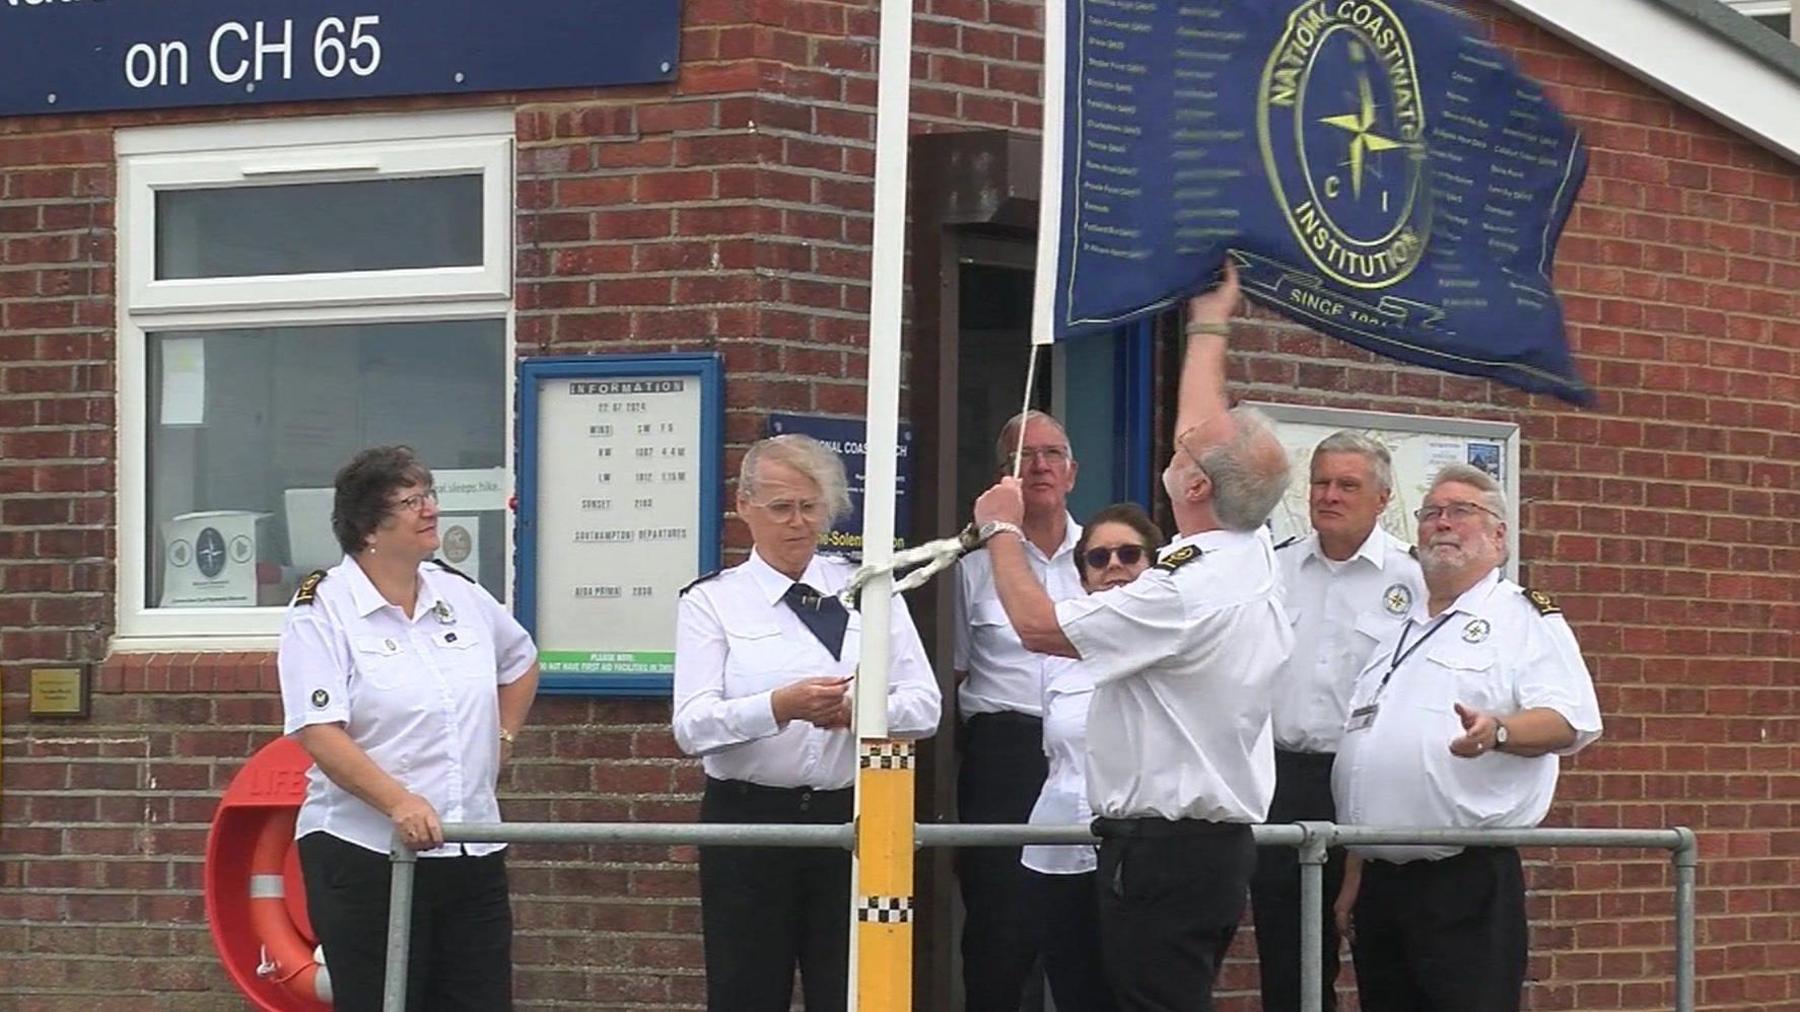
[970,261,1293,1011]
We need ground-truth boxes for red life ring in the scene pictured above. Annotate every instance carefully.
[249,808,333,1006]
[206,735,332,1012]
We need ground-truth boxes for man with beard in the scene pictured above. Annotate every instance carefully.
[952,409,1085,1010]
[1252,432,1424,1012]
[970,261,1294,1011]
[1331,463,1602,1012]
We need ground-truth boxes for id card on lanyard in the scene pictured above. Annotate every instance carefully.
[1344,613,1454,733]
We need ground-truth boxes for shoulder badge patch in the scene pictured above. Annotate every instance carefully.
[293,569,328,606]
[1153,545,1203,573]
[680,570,723,596]
[431,558,475,583]
[1273,535,1301,551]
[1522,587,1561,615]
[309,688,330,709]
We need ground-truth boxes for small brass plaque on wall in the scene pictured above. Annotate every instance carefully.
[29,666,90,719]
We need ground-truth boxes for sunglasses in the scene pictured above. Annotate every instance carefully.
[1083,544,1146,570]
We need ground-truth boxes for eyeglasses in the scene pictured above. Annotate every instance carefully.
[1010,446,1072,467]
[1083,544,1146,570]
[389,488,439,513]
[1413,500,1501,524]
[751,498,829,522]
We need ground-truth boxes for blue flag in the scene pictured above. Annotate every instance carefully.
[1054,0,1591,403]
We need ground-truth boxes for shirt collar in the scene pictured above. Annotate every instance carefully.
[744,548,834,606]
[1408,567,1503,623]
[1022,511,1083,562]
[1161,525,1262,560]
[340,554,438,620]
[1303,525,1388,570]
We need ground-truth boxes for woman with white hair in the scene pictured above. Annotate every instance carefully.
[672,433,942,1011]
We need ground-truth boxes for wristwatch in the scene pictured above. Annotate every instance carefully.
[498,727,518,746]
[1493,720,1509,752]
[977,520,1024,543]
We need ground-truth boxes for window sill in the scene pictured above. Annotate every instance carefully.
[98,646,278,693]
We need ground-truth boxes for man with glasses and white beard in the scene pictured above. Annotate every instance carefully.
[952,409,1085,1011]
[1332,463,1602,1012]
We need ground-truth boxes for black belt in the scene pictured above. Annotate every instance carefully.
[705,777,850,800]
[1274,749,1337,771]
[1090,817,1246,839]
[1365,845,1515,870]
[965,710,1042,729]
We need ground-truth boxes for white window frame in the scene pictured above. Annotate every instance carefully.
[115,110,516,649]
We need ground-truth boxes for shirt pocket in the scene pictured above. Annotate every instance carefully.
[1421,639,1511,715]
[351,635,410,691]
[721,621,803,697]
[1348,610,1400,670]
[430,627,492,681]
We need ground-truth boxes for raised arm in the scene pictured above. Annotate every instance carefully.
[1175,259,1242,444]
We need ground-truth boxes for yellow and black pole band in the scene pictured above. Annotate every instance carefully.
[854,738,915,1010]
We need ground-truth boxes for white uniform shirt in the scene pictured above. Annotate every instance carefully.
[1332,570,1603,863]
[278,556,538,857]
[953,514,1085,718]
[1057,528,1293,823]
[1274,527,1425,753]
[1021,660,1100,875]
[672,550,941,789]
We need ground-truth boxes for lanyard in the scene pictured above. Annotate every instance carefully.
[1367,612,1454,707]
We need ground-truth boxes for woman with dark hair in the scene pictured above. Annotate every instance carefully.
[1022,501,1165,1012]
[277,445,539,1012]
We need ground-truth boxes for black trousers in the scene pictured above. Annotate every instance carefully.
[1094,819,1257,1012]
[698,777,853,1012]
[1351,846,1528,1012]
[1249,750,1347,1012]
[955,711,1049,1012]
[297,831,513,1012]
[1027,869,1118,1012]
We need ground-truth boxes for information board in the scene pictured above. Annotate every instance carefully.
[0,0,680,117]
[1252,402,1520,579]
[517,355,722,696]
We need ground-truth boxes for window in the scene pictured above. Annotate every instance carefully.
[1723,0,1794,41]
[117,111,515,646]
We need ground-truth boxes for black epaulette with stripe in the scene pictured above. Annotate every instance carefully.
[1273,535,1301,551]
[680,570,723,595]
[1408,544,1420,560]
[431,558,476,583]
[1522,587,1560,615]
[293,569,328,605]
[1153,544,1203,573]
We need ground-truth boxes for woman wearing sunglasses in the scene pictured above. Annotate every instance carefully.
[1021,502,1166,1012]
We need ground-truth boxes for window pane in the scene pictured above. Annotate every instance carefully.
[155,176,483,279]
[146,320,508,607]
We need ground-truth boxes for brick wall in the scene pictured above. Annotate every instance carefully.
[2,1,1797,1009]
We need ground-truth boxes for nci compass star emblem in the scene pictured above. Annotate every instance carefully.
[1258,0,1432,289]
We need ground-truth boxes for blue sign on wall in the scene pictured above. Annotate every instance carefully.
[0,1,681,117]
[767,414,914,557]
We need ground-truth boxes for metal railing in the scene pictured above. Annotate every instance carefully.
[381,821,1697,1012]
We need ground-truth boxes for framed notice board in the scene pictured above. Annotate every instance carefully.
[1250,403,1522,581]
[517,355,723,695]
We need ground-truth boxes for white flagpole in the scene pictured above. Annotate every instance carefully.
[1029,0,1068,351]
[852,0,916,1006]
